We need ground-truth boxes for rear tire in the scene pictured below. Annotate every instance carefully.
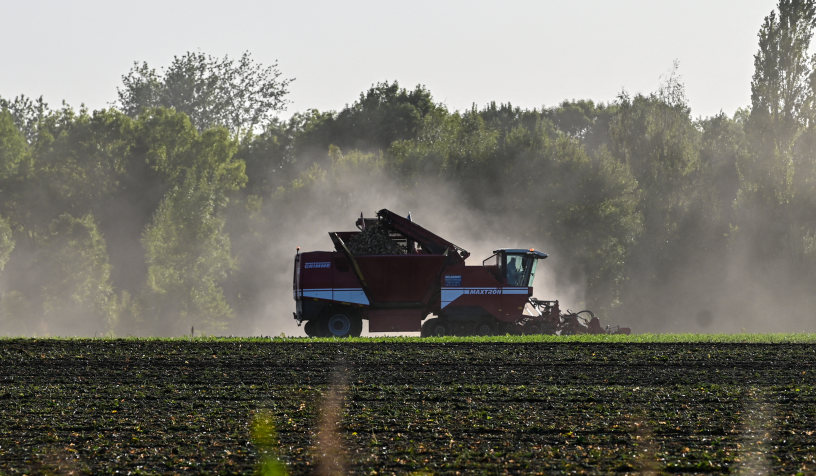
[320,309,362,338]
[421,318,449,337]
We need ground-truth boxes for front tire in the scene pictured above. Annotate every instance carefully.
[304,320,317,337]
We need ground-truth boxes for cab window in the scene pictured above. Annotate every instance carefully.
[505,254,537,286]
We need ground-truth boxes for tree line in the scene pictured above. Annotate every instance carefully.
[2,0,816,335]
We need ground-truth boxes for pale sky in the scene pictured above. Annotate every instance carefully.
[3,1,776,119]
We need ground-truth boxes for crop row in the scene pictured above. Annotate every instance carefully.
[1,339,815,474]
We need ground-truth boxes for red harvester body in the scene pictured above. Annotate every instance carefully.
[293,209,630,337]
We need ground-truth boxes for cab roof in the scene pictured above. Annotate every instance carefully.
[494,249,548,259]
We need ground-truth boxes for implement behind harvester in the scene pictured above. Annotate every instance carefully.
[292,209,630,337]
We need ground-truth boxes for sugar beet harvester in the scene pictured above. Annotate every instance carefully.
[292,209,630,338]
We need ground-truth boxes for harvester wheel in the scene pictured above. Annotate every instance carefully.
[304,320,317,337]
[421,318,449,337]
[420,318,433,337]
[474,319,495,336]
[321,310,361,338]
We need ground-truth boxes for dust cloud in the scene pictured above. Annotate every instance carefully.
[4,133,816,339]
[244,161,816,337]
[5,158,814,337]
[239,165,596,338]
[623,240,816,335]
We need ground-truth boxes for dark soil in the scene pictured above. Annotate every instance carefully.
[1,340,814,474]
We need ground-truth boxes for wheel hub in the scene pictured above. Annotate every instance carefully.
[327,314,351,336]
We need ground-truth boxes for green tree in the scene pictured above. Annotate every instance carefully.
[139,117,245,335]
[0,109,32,223]
[233,120,299,197]
[732,0,816,273]
[38,213,116,335]
[142,173,235,334]
[479,102,543,136]
[0,94,49,143]
[609,67,701,285]
[692,111,745,249]
[505,125,642,313]
[742,0,816,205]
[26,106,133,228]
[543,100,618,153]
[135,108,246,193]
[117,51,293,135]
[610,67,699,200]
[297,82,436,155]
[0,109,29,175]
[0,103,247,336]
[388,104,642,313]
[388,108,499,196]
[0,216,14,273]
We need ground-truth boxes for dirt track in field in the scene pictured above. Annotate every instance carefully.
[1,340,815,474]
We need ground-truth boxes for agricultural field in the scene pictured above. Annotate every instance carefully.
[1,335,816,475]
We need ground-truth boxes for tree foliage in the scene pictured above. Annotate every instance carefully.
[743,0,816,205]
[142,173,235,334]
[38,213,115,334]
[0,94,49,143]
[117,51,293,135]
[296,81,436,153]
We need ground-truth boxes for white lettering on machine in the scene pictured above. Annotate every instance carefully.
[304,262,331,269]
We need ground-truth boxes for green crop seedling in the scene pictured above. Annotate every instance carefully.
[0,336,814,474]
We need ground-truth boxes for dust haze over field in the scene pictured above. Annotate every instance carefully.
[250,160,816,338]
[249,171,582,337]
[1,119,815,338]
